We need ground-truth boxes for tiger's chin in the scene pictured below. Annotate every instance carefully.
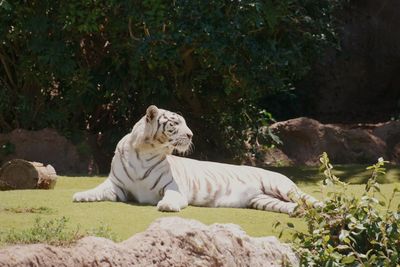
[172,141,192,155]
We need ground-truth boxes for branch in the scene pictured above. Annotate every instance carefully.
[0,52,17,90]
[181,47,195,60]
[143,23,150,37]
[128,18,140,41]
[247,27,265,35]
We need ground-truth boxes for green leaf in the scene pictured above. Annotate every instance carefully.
[341,255,356,264]
[0,0,11,11]
[343,237,351,244]
[336,244,349,250]
[339,230,349,241]
[287,222,294,228]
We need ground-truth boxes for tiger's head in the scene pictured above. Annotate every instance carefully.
[142,105,193,154]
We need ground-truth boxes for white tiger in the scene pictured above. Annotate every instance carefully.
[73,105,321,214]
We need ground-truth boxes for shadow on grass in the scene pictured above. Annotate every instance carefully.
[268,164,400,185]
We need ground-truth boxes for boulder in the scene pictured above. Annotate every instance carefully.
[0,217,298,267]
[0,128,90,174]
[267,118,400,165]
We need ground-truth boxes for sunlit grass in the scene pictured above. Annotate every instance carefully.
[270,164,400,185]
[0,166,399,245]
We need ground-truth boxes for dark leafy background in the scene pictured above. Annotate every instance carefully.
[0,0,342,164]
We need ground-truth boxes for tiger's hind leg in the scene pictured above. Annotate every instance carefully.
[248,194,298,215]
[73,178,126,202]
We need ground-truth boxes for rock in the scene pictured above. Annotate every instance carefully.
[0,217,298,267]
[0,128,90,174]
[268,118,400,165]
[242,146,293,167]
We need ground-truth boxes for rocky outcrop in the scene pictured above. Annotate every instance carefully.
[266,118,400,166]
[0,217,298,267]
[0,128,91,174]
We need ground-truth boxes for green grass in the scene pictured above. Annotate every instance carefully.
[270,164,400,185]
[0,165,399,246]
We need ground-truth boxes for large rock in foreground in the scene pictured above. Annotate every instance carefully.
[268,118,400,165]
[0,217,298,267]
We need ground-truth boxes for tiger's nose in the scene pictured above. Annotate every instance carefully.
[186,133,193,139]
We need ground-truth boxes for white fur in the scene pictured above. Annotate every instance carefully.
[73,105,320,215]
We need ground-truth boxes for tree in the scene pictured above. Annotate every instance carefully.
[0,0,342,163]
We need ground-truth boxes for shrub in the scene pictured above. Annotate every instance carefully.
[0,216,119,246]
[0,217,80,246]
[276,153,400,266]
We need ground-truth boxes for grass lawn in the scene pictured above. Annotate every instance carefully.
[0,165,399,245]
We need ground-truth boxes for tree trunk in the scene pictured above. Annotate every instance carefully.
[0,159,57,190]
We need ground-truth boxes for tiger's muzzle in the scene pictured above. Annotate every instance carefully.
[172,133,193,153]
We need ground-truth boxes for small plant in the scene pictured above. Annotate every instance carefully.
[0,217,81,246]
[87,223,119,242]
[0,216,119,246]
[275,153,400,266]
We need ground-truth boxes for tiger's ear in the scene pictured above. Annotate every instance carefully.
[146,105,159,122]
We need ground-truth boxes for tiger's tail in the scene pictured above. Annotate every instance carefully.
[250,174,323,215]
[249,194,298,215]
[288,189,323,208]
[249,189,322,215]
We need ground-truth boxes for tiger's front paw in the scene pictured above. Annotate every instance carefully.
[157,199,181,212]
[73,192,92,202]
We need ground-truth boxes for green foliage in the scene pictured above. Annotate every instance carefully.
[216,100,281,160]
[87,222,119,242]
[277,153,400,266]
[0,0,343,158]
[0,217,80,246]
[0,216,119,246]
